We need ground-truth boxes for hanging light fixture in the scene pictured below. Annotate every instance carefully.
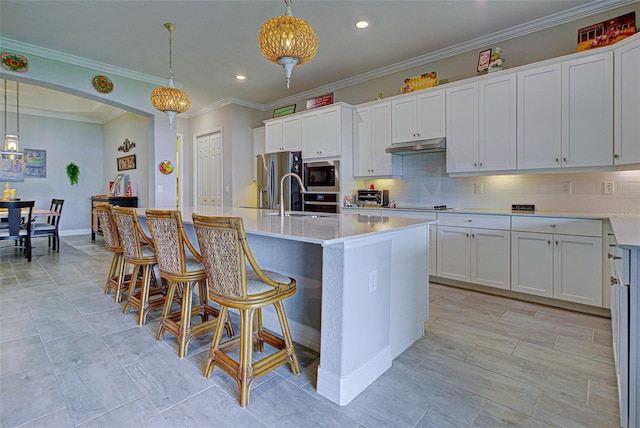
[150,23,190,129]
[2,79,23,160]
[259,0,318,89]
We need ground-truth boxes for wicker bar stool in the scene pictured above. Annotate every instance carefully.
[95,203,130,303]
[112,206,168,325]
[193,214,300,407]
[146,209,234,358]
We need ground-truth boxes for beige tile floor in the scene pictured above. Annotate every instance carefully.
[0,236,620,427]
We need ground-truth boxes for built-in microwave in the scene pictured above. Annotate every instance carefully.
[303,160,339,192]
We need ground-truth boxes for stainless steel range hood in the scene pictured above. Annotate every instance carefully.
[384,137,446,155]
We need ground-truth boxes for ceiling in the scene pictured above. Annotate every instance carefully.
[0,0,633,123]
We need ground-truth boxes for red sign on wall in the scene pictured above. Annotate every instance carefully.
[306,93,334,110]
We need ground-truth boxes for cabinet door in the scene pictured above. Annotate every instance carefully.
[437,226,471,281]
[370,101,393,175]
[614,37,640,165]
[391,96,417,144]
[471,228,510,290]
[479,73,516,171]
[265,120,283,153]
[416,89,445,140]
[511,231,553,297]
[562,52,613,167]
[318,106,341,157]
[553,235,603,306]
[517,64,562,169]
[353,106,372,176]
[301,112,320,158]
[446,83,478,173]
[282,116,301,151]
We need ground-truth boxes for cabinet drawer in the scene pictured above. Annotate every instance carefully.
[511,216,601,236]
[438,213,510,230]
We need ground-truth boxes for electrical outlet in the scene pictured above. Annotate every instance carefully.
[561,182,572,194]
[368,270,377,293]
[474,183,483,194]
[604,181,615,194]
[157,184,164,193]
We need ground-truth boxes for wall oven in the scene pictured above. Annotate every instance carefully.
[303,160,340,213]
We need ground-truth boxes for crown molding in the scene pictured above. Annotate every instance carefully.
[189,96,267,117]
[0,105,126,125]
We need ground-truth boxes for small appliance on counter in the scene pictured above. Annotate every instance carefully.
[356,189,389,207]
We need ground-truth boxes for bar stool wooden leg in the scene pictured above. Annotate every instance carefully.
[274,300,301,375]
[156,280,179,341]
[238,308,256,407]
[122,264,141,316]
[204,305,230,378]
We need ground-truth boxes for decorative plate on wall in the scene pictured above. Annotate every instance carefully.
[159,160,174,175]
[1,52,28,72]
[92,75,114,94]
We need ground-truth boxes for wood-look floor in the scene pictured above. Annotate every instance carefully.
[0,236,619,427]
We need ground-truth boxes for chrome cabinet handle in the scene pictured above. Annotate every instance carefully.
[611,277,618,286]
[555,241,558,245]
[563,157,567,162]
[555,158,559,163]
[550,224,556,228]
[608,253,622,260]
[614,154,620,159]
[465,219,472,222]
[547,240,551,245]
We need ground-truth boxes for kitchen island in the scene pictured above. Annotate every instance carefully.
[136,206,434,406]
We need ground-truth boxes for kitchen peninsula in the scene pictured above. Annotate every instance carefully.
[136,206,435,406]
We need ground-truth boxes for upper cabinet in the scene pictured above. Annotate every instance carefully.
[265,103,352,158]
[614,35,640,166]
[446,73,516,173]
[353,101,399,177]
[391,89,445,144]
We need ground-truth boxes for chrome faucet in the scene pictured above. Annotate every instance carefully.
[279,172,306,217]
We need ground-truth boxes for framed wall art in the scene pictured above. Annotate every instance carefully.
[117,154,136,171]
[23,149,46,178]
[273,104,296,118]
[477,48,492,72]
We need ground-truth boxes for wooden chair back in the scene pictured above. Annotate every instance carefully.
[146,209,202,275]
[94,202,121,253]
[111,206,153,260]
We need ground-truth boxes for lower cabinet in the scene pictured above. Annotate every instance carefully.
[436,214,511,290]
[511,217,603,306]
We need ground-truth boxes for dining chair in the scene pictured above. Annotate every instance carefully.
[112,206,168,325]
[0,200,34,262]
[31,198,64,252]
[146,209,234,358]
[192,214,300,407]
[94,202,131,303]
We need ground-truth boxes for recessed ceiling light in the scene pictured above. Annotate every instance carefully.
[236,74,247,80]
[355,20,369,29]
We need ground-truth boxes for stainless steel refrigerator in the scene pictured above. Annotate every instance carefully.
[257,151,303,211]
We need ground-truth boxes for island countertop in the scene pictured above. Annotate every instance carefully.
[136,206,434,246]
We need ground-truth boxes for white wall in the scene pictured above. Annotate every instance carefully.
[103,112,150,207]
[231,104,263,207]
[366,152,640,214]
[2,112,104,232]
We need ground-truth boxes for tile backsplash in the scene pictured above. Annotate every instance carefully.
[365,152,640,214]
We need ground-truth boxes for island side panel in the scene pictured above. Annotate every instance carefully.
[317,233,394,406]
[390,225,429,358]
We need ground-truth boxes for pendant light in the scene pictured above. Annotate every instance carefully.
[259,0,318,89]
[2,79,23,160]
[150,23,190,129]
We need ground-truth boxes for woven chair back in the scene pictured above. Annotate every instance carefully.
[112,206,145,260]
[193,216,247,299]
[94,203,120,252]
[146,210,188,275]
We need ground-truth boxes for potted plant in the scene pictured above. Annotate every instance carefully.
[66,162,79,186]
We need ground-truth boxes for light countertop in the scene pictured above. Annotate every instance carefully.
[609,216,640,249]
[136,206,435,246]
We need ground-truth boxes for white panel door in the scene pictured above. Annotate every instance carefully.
[265,120,283,152]
[446,83,478,173]
[553,235,602,306]
[561,52,614,167]
[471,228,510,290]
[301,112,320,158]
[197,135,210,206]
[437,226,470,282]
[353,106,372,176]
[511,231,553,297]
[282,116,301,151]
[614,36,640,165]
[391,96,417,144]
[209,132,223,206]
[517,64,562,169]
[370,101,392,175]
[479,73,517,171]
[416,89,445,140]
[319,106,341,157]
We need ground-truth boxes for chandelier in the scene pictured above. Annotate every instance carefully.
[259,0,318,89]
[2,79,23,160]
[150,23,190,129]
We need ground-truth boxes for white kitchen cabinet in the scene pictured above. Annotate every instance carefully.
[353,101,399,177]
[511,217,603,306]
[436,214,511,290]
[561,52,613,168]
[264,115,301,153]
[517,63,562,169]
[614,35,640,166]
[301,103,352,159]
[252,127,265,182]
[391,89,445,144]
[446,73,516,173]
